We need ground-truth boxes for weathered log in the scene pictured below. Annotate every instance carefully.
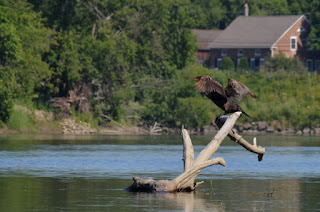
[127,176,170,192]
[127,112,266,192]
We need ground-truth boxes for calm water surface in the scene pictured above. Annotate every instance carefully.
[0,134,319,211]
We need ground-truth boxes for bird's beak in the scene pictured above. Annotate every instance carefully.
[191,78,199,82]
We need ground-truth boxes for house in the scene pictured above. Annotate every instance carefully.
[191,29,222,66]
[193,4,320,71]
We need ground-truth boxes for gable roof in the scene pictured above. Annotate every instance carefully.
[209,15,305,49]
[192,29,222,50]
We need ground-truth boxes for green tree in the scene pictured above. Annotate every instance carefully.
[0,70,14,123]
[44,30,97,97]
[0,0,53,98]
[29,0,197,122]
[189,0,226,29]
[0,0,53,123]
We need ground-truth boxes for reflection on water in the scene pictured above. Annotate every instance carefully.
[0,177,320,211]
[0,134,320,211]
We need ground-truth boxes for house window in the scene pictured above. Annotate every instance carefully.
[216,58,222,69]
[255,49,261,56]
[221,49,227,56]
[260,58,265,67]
[306,59,313,71]
[315,60,320,71]
[290,36,297,51]
[238,49,244,57]
[250,58,255,70]
[237,58,241,65]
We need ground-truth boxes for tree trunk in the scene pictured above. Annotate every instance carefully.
[127,112,266,192]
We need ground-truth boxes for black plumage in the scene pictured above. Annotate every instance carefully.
[193,75,257,117]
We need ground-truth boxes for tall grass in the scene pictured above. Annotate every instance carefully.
[71,107,100,129]
[8,107,38,132]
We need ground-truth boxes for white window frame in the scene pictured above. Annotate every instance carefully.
[238,49,244,57]
[237,58,241,65]
[306,59,313,71]
[250,58,255,70]
[216,58,222,69]
[259,58,265,67]
[255,49,261,56]
[290,36,297,51]
[221,49,227,56]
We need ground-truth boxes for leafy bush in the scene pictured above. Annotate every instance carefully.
[175,97,216,128]
[238,56,249,70]
[262,53,307,73]
[220,57,235,71]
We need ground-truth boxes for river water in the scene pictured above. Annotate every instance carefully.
[0,134,319,211]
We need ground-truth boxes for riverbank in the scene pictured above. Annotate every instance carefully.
[1,119,319,136]
[1,105,319,136]
[48,120,320,136]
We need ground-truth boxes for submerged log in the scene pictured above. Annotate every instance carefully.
[127,112,266,192]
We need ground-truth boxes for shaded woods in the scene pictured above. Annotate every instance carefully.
[0,0,319,133]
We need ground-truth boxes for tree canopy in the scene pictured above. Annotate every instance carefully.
[0,0,319,129]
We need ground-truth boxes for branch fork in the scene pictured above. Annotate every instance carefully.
[127,112,266,192]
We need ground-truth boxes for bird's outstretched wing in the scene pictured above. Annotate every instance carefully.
[225,78,257,101]
[194,76,226,97]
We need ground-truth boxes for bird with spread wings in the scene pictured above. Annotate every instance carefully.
[193,75,257,118]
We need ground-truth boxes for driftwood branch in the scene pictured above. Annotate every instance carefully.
[215,115,266,161]
[150,122,162,134]
[182,129,194,172]
[127,112,266,192]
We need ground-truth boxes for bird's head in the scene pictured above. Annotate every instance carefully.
[192,76,203,82]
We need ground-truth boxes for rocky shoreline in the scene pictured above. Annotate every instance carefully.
[60,119,97,134]
[59,118,320,135]
[2,115,318,136]
[201,121,320,135]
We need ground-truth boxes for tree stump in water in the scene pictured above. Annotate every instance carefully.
[127,112,266,192]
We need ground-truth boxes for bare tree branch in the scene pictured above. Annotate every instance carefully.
[215,115,266,161]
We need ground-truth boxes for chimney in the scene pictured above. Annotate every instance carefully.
[244,3,249,16]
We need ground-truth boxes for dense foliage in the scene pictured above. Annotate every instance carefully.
[0,0,319,130]
[145,64,320,130]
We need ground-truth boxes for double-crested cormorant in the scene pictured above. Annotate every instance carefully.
[193,75,257,117]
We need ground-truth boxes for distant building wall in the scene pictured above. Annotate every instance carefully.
[208,48,271,69]
[273,17,310,58]
[195,50,211,65]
